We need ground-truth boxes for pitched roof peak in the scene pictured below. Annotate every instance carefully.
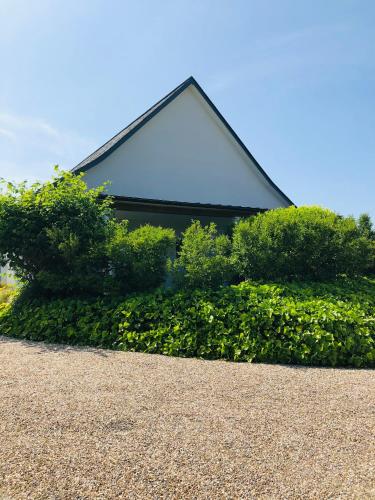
[72,76,293,206]
[72,76,198,174]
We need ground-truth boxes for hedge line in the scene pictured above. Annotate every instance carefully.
[1,279,374,367]
[1,170,374,295]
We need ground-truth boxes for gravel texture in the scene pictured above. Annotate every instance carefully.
[0,336,374,499]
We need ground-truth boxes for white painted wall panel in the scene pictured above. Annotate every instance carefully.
[84,86,289,209]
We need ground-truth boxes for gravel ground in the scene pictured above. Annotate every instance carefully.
[0,336,374,499]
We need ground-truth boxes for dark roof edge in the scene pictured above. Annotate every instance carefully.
[73,76,294,206]
[102,194,267,213]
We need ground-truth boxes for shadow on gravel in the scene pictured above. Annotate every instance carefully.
[0,336,370,370]
[0,335,111,357]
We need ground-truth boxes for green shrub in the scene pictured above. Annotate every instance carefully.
[367,241,375,276]
[0,169,114,295]
[0,285,17,304]
[170,220,234,289]
[357,213,375,240]
[1,278,374,367]
[0,296,121,347]
[357,213,375,275]
[232,206,372,281]
[107,222,176,294]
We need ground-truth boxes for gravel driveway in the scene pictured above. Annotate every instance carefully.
[1,336,374,499]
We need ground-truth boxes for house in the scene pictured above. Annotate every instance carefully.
[0,77,293,287]
[73,77,293,233]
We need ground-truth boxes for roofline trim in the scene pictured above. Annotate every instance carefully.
[104,193,267,212]
[104,194,268,217]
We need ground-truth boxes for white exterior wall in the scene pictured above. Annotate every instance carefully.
[84,86,289,209]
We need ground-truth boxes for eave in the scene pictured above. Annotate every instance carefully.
[105,195,267,218]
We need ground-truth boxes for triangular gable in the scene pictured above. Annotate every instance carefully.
[74,77,293,208]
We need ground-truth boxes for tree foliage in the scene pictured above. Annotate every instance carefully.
[0,168,114,295]
[357,213,375,240]
[357,213,375,275]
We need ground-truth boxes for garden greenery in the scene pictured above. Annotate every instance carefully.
[357,213,375,275]
[0,171,374,367]
[1,279,374,367]
[232,206,373,281]
[0,170,176,296]
[0,285,16,311]
[107,222,175,294]
[169,220,233,289]
[0,169,113,295]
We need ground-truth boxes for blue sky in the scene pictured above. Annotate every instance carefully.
[1,0,374,218]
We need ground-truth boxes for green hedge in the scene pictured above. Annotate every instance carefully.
[169,220,233,289]
[1,169,374,297]
[107,222,176,294]
[1,278,374,367]
[232,206,373,281]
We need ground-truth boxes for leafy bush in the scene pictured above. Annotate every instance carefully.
[170,220,233,289]
[0,169,113,295]
[0,296,121,346]
[1,278,374,367]
[0,285,16,305]
[357,213,375,275]
[366,241,375,276]
[107,222,176,294]
[357,213,375,240]
[232,206,372,281]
